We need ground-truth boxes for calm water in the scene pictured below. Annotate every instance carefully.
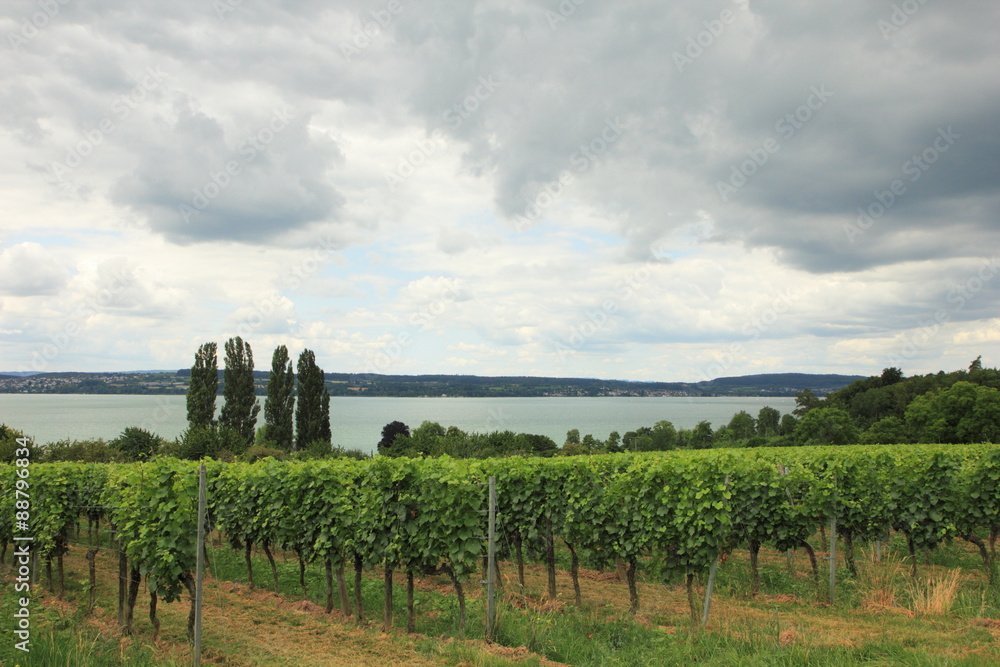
[0,395,796,454]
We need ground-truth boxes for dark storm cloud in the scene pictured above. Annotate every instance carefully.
[365,0,1000,273]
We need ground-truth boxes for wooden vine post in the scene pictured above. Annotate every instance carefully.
[194,464,207,667]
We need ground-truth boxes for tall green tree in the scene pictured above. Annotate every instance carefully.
[186,342,218,428]
[756,406,781,438]
[263,345,295,451]
[295,349,331,451]
[690,420,714,449]
[793,407,858,446]
[726,411,757,440]
[219,336,260,446]
[793,388,821,416]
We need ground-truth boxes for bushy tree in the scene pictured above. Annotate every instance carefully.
[756,406,781,438]
[690,420,714,449]
[186,342,218,427]
[904,381,1000,443]
[378,420,410,455]
[0,424,35,463]
[860,416,909,444]
[793,388,821,416]
[110,426,162,462]
[263,344,295,450]
[793,407,859,446]
[727,411,756,440]
[219,336,260,447]
[523,433,558,457]
[650,420,679,450]
[39,438,117,463]
[779,413,798,435]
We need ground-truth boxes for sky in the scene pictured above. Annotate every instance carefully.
[1,0,998,382]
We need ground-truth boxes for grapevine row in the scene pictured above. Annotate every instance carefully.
[2,444,998,634]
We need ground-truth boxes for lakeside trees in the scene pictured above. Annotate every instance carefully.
[219,337,260,447]
[296,349,331,451]
[263,345,295,451]
[186,342,218,427]
[160,344,999,459]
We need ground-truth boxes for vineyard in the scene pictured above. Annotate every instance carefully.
[3,444,1000,663]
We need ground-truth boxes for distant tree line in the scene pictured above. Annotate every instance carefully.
[376,420,559,458]
[373,357,1000,458]
[4,356,996,464]
[539,358,1000,454]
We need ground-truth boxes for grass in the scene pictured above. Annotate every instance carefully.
[3,529,1000,666]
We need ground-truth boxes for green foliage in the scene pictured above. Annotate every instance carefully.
[793,407,859,446]
[860,415,909,444]
[219,336,261,447]
[169,423,247,460]
[905,381,1000,443]
[8,441,1000,629]
[38,438,118,462]
[104,459,199,602]
[793,388,821,416]
[727,410,757,440]
[186,342,218,428]
[689,420,714,449]
[263,344,295,451]
[0,424,36,462]
[242,445,287,462]
[109,426,163,462]
[756,406,781,437]
[378,420,411,455]
[295,349,331,450]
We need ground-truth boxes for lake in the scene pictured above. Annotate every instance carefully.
[0,395,797,454]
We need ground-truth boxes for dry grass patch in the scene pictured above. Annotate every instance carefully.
[908,568,963,616]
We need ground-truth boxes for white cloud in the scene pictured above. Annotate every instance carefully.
[1,0,998,379]
[0,243,69,296]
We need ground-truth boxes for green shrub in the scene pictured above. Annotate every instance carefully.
[0,424,36,462]
[168,423,246,460]
[109,426,163,462]
[39,438,118,462]
[242,445,287,462]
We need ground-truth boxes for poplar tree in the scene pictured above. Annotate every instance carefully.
[295,349,331,450]
[220,336,260,447]
[264,344,295,450]
[186,342,218,428]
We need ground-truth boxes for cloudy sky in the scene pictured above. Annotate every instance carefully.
[2,0,998,381]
